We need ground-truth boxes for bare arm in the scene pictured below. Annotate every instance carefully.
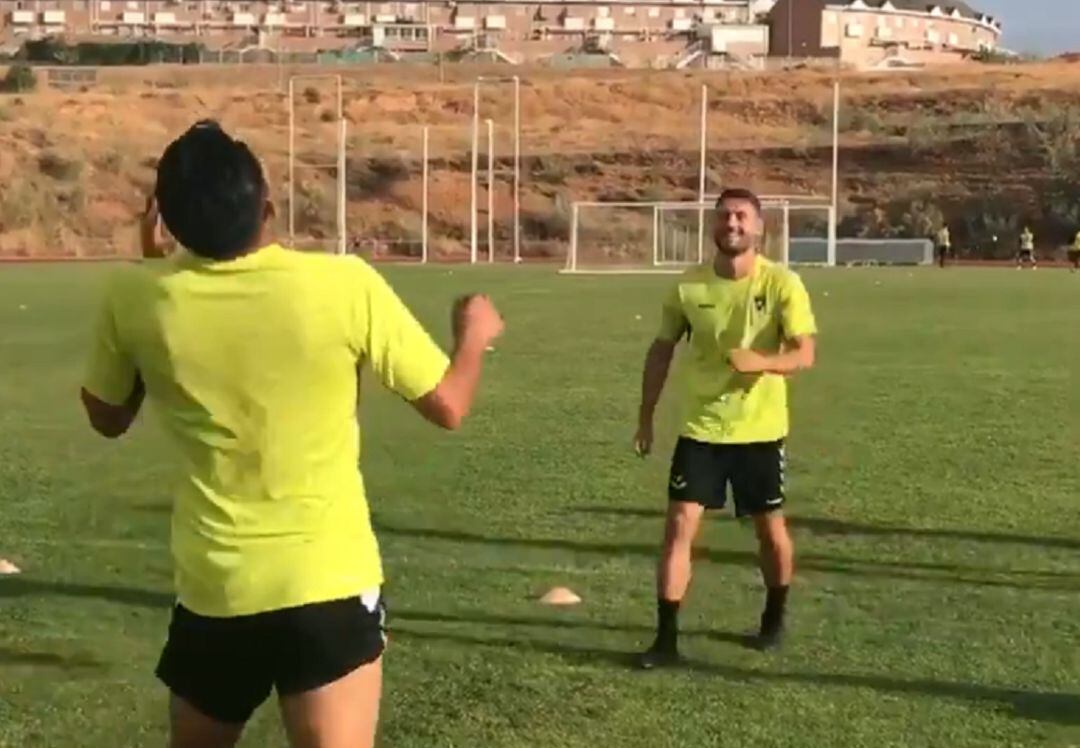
[729,335,815,376]
[412,295,503,431]
[640,338,677,425]
[634,338,677,456]
[412,337,488,431]
[80,375,145,439]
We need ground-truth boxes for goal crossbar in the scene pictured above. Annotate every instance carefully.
[564,198,837,274]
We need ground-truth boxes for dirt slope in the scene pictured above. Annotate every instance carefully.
[1,60,1077,259]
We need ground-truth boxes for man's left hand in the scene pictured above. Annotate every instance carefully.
[728,348,768,374]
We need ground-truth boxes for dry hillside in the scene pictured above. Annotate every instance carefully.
[1,61,1078,259]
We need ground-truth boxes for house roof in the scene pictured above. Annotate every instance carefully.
[841,0,996,23]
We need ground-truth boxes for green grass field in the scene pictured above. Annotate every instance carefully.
[0,263,1077,748]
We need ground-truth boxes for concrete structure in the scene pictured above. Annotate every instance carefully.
[768,0,1002,68]
[0,0,771,67]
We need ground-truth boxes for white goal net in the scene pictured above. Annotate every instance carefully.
[563,197,837,273]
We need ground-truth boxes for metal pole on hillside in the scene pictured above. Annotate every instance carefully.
[473,75,522,265]
[697,83,707,264]
[337,118,347,255]
[829,80,840,267]
[569,202,579,272]
[470,81,479,264]
[421,125,429,264]
[487,118,495,263]
[288,76,295,244]
[513,75,521,263]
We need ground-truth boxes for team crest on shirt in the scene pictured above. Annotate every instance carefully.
[754,295,767,313]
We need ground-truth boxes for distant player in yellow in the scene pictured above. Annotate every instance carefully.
[80,121,504,748]
[935,224,952,268]
[1017,226,1036,269]
[634,188,817,667]
[1069,229,1080,272]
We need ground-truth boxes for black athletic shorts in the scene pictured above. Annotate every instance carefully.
[668,437,785,516]
[1068,250,1079,263]
[156,592,387,724]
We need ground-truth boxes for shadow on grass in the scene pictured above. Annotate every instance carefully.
[393,607,748,645]
[391,626,1080,728]
[375,523,1080,592]
[570,506,1080,551]
[0,646,104,671]
[0,577,172,609]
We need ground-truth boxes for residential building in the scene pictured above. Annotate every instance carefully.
[0,0,772,67]
[768,0,1002,68]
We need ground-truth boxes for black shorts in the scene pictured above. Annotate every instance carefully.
[668,437,785,516]
[156,592,387,724]
[1068,250,1080,263]
[1018,249,1035,261]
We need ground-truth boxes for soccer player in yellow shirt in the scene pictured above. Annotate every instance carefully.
[80,121,503,748]
[634,188,818,667]
[1017,226,1036,269]
[1069,229,1080,272]
[935,224,951,268]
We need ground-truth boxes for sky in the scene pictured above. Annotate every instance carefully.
[973,0,1077,55]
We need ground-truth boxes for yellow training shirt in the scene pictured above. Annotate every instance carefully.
[657,256,817,444]
[84,244,449,618]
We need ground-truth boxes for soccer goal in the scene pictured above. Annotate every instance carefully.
[563,197,837,273]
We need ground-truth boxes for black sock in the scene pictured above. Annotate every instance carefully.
[656,598,680,649]
[762,586,789,631]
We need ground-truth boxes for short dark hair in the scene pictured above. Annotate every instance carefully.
[155,120,267,260]
[715,188,762,216]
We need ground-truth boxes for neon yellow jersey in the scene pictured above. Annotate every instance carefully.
[1073,232,1080,250]
[84,244,449,617]
[1021,230,1034,250]
[657,256,817,444]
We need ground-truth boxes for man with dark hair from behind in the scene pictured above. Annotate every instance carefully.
[634,187,818,668]
[80,120,504,748]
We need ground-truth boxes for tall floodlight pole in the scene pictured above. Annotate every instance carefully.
[829,80,840,267]
[470,81,480,264]
[513,75,521,263]
[337,118,347,255]
[288,76,295,244]
[697,83,708,263]
[421,125,429,264]
[472,75,522,265]
[486,118,495,263]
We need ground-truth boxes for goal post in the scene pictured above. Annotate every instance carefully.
[563,197,837,274]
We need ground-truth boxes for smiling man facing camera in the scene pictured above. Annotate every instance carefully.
[80,121,503,748]
[634,188,818,668]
